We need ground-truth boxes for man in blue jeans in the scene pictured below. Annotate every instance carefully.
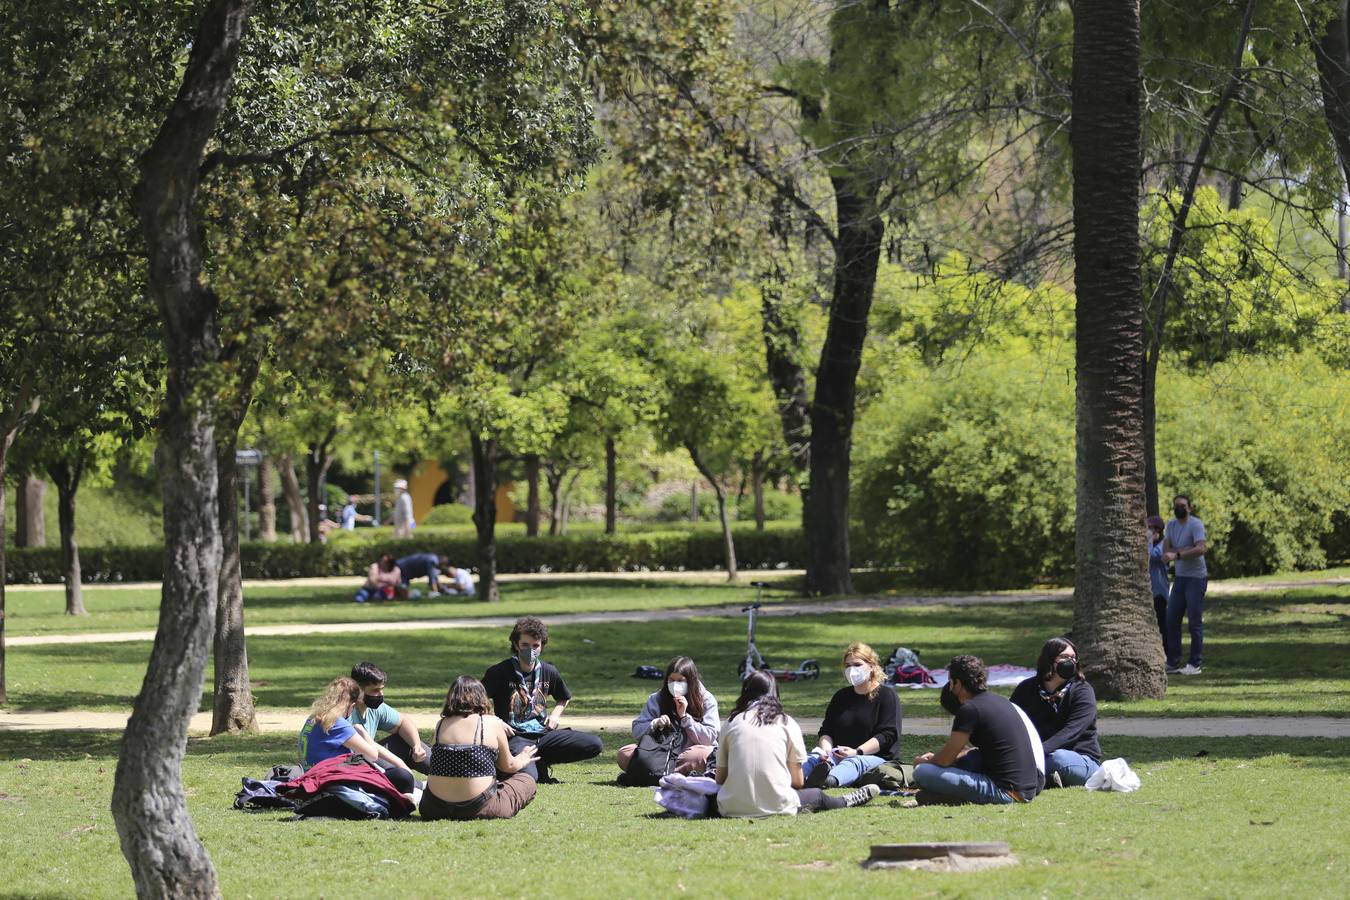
[1163,493,1208,676]
[912,655,1044,805]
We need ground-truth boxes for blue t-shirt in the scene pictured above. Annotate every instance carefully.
[1165,516,1207,578]
[1148,540,1169,597]
[341,504,358,529]
[396,553,439,581]
[298,716,356,768]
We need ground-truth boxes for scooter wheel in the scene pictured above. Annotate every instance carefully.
[802,660,820,680]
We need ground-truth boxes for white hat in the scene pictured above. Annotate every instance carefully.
[393,479,408,490]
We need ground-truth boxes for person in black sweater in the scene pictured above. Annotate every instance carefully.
[802,643,902,788]
[912,655,1045,805]
[1010,636,1102,787]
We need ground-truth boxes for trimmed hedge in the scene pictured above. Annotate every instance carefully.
[4,525,897,584]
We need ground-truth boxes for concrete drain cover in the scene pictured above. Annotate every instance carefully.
[862,842,1018,872]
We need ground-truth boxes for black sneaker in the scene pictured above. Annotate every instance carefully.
[804,759,833,789]
[842,784,881,808]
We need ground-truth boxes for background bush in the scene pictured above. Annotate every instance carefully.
[421,503,475,526]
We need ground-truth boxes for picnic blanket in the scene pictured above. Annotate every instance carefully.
[893,664,1037,689]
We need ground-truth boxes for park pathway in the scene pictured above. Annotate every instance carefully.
[8,574,1345,648]
[0,709,1345,737]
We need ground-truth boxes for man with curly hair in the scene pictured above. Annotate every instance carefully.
[481,616,603,783]
[912,655,1045,805]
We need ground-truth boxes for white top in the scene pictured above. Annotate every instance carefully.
[452,568,475,593]
[716,709,806,818]
[393,492,415,530]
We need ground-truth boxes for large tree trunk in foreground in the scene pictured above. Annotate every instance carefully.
[277,452,308,543]
[524,454,541,537]
[1070,0,1165,701]
[803,176,883,597]
[687,444,737,582]
[111,2,252,897]
[15,474,46,547]
[470,431,500,602]
[258,453,277,542]
[0,383,42,705]
[48,459,87,616]
[212,419,258,735]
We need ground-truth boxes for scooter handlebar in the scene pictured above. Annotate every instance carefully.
[749,581,770,588]
[741,603,762,612]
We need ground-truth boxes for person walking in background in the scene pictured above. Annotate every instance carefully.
[393,478,415,539]
[1163,494,1208,676]
[1147,514,1169,643]
[341,494,373,531]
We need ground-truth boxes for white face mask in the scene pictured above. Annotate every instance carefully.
[668,681,689,698]
[845,664,871,687]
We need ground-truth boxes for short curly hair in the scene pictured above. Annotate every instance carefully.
[946,655,988,693]
[509,616,548,650]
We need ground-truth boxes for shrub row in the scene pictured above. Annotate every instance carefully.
[4,525,898,584]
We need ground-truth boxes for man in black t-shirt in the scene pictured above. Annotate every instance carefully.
[480,616,603,783]
[912,655,1045,805]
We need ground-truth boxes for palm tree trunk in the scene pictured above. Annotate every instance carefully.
[1070,0,1165,701]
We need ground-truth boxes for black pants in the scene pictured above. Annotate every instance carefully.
[1153,593,1169,643]
[508,729,604,781]
[380,733,432,776]
[372,760,416,794]
[796,788,846,812]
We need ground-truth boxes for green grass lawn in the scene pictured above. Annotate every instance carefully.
[0,731,1345,898]
[6,585,1347,719]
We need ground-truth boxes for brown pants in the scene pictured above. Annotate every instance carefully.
[617,743,714,775]
[420,773,537,820]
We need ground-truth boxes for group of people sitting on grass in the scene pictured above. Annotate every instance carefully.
[297,615,1102,820]
[353,552,476,603]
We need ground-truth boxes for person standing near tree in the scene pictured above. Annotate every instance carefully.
[1163,494,1208,676]
[1147,514,1169,643]
[392,478,415,539]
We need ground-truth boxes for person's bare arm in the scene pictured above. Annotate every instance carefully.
[1177,539,1206,558]
[789,759,804,789]
[344,731,410,770]
[396,715,426,762]
[915,731,970,767]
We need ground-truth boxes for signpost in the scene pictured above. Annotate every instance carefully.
[236,449,262,541]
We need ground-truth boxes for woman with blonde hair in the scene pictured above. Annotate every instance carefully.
[802,642,903,789]
[298,676,417,794]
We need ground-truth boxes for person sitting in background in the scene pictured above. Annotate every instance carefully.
[1147,514,1169,643]
[912,654,1044,805]
[803,642,902,789]
[441,565,476,597]
[395,552,449,599]
[420,676,539,821]
[1010,637,1101,787]
[715,670,879,817]
[617,656,720,778]
[354,553,401,603]
[348,661,430,775]
[297,676,416,796]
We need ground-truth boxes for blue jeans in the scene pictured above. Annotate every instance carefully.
[1046,749,1100,787]
[1165,575,1207,667]
[801,752,886,787]
[913,752,1016,805]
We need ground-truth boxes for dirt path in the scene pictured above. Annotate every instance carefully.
[1,709,1345,738]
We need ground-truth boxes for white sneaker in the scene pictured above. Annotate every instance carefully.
[1178,664,1203,676]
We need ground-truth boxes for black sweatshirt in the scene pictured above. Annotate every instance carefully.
[1009,676,1102,761]
[817,684,902,758]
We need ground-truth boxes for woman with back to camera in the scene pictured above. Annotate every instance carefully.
[715,670,879,817]
[617,655,720,778]
[419,675,539,820]
[1010,637,1101,787]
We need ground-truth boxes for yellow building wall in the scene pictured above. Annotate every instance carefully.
[407,459,515,524]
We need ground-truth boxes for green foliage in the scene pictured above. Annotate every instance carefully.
[655,490,720,523]
[737,489,802,524]
[420,503,474,526]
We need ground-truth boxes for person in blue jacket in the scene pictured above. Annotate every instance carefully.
[1010,637,1101,787]
[1147,515,1169,643]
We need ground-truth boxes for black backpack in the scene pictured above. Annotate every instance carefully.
[625,723,688,787]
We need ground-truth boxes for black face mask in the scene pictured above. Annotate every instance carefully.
[1055,658,1078,681]
[364,695,385,710]
[1174,504,1188,519]
[939,683,961,716]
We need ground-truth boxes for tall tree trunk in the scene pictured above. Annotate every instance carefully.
[470,431,500,601]
[15,474,46,548]
[110,3,251,896]
[211,398,259,735]
[687,443,737,582]
[1,382,42,704]
[48,459,87,616]
[525,454,541,537]
[604,436,617,535]
[258,453,277,542]
[1070,0,1166,702]
[760,275,811,479]
[803,176,883,597]
[751,450,766,531]
[1141,0,1255,518]
[545,464,565,536]
[1316,2,1350,196]
[277,452,308,543]
[305,427,337,544]
[559,470,582,535]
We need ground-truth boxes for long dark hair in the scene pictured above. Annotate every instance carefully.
[658,656,707,720]
[1036,637,1084,684]
[728,670,785,726]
